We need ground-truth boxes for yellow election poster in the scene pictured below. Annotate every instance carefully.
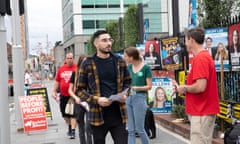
[26,87,52,119]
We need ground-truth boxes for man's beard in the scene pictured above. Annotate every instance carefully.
[99,48,111,54]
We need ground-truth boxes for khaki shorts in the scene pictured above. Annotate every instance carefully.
[189,115,216,144]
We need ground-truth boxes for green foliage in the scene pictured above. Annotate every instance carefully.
[172,104,188,123]
[123,5,139,48]
[87,36,96,55]
[198,0,240,28]
[106,21,122,52]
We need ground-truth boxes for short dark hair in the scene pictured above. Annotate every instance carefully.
[205,37,212,42]
[92,30,109,41]
[186,27,205,45]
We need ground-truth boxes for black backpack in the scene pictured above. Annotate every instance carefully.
[224,123,240,144]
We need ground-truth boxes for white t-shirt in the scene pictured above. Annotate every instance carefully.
[24,72,32,84]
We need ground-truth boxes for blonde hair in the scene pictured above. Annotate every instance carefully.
[153,87,167,107]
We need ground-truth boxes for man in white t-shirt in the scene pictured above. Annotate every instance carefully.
[24,70,32,86]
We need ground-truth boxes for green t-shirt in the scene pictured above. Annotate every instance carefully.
[128,64,152,93]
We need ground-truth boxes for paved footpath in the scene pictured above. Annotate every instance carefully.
[9,80,190,144]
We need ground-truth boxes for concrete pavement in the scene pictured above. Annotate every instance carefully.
[9,80,190,144]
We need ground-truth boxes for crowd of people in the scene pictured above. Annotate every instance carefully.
[51,28,220,144]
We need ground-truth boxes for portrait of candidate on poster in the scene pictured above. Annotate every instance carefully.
[143,40,161,70]
[160,37,183,70]
[228,23,240,71]
[148,77,174,114]
[204,27,229,71]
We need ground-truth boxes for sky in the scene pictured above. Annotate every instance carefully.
[27,0,63,55]
[6,0,63,56]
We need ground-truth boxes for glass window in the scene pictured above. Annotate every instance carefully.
[82,0,94,5]
[96,20,107,28]
[82,5,94,8]
[108,0,120,8]
[95,4,107,8]
[83,20,95,29]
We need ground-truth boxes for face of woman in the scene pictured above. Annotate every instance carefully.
[149,44,154,52]
[156,89,166,101]
[233,30,239,45]
[123,52,132,64]
[218,44,224,51]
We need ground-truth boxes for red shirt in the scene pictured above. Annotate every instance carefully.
[55,64,77,96]
[186,50,220,115]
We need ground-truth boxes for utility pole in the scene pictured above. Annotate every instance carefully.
[0,16,11,144]
[12,0,25,131]
[0,0,12,143]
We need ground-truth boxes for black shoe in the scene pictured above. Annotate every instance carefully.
[70,131,75,139]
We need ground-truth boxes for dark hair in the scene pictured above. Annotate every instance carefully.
[77,54,87,68]
[205,37,212,42]
[124,47,141,61]
[92,30,109,41]
[186,27,205,45]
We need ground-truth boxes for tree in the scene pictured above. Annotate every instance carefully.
[106,21,121,52]
[87,36,95,55]
[198,0,240,28]
[123,5,139,47]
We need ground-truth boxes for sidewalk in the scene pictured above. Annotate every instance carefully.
[9,80,190,144]
[10,80,79,144]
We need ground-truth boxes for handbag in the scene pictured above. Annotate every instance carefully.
[65,97,74,115]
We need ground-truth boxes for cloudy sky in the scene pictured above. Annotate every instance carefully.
[27,0,63,55]
[6,0,63,55]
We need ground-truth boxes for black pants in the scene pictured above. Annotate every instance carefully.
[75,104,92,144]
[91,120,128,144]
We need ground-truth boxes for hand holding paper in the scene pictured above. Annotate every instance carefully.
[109,88,129,101]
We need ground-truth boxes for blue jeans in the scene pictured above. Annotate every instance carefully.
[126,93,149,144]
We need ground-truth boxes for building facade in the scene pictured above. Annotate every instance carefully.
[59,0,172,62]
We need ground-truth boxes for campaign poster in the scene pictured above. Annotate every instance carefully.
[160,37,183,70]
[19,95,48,132]
[27,87,52,118]
[228,24,240,71]
[188,0,197,28]
[143,40,161,70]
[143,19,149,43]
[152,70,175,79]
[204,27,229,71]
[148,77,174,113]
[136,43,145,58]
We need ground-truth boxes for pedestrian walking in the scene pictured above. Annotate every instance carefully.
[175,27,220,144]
[24,69,32,87]
[76,30,132,144]
[124,47,152,144]
[68,54,93,144]
[52,53,78,139]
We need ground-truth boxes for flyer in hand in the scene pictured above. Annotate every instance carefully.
[109,88,129,101]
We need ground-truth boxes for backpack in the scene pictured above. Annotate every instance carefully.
[224,123,240,144]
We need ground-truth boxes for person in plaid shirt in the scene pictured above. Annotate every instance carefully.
[76,30,132,144]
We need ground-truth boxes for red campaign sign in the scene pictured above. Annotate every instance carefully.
[19,95,48,132]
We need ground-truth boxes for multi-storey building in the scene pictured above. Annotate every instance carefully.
[55,0,189,67]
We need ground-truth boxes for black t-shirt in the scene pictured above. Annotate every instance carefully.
[94,55,117,97]
[93,55,122,123]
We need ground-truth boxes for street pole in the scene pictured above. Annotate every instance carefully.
[0,16,11,144]
[12,0,25,130]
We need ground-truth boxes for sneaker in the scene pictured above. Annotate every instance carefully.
[70,131,75,139]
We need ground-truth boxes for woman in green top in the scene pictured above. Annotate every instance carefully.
[124,47,152,144]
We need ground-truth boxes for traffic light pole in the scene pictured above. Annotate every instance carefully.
[0,16,11,144]
[12,0,24,131]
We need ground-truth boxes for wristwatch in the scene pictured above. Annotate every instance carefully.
[183,85,187,94]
